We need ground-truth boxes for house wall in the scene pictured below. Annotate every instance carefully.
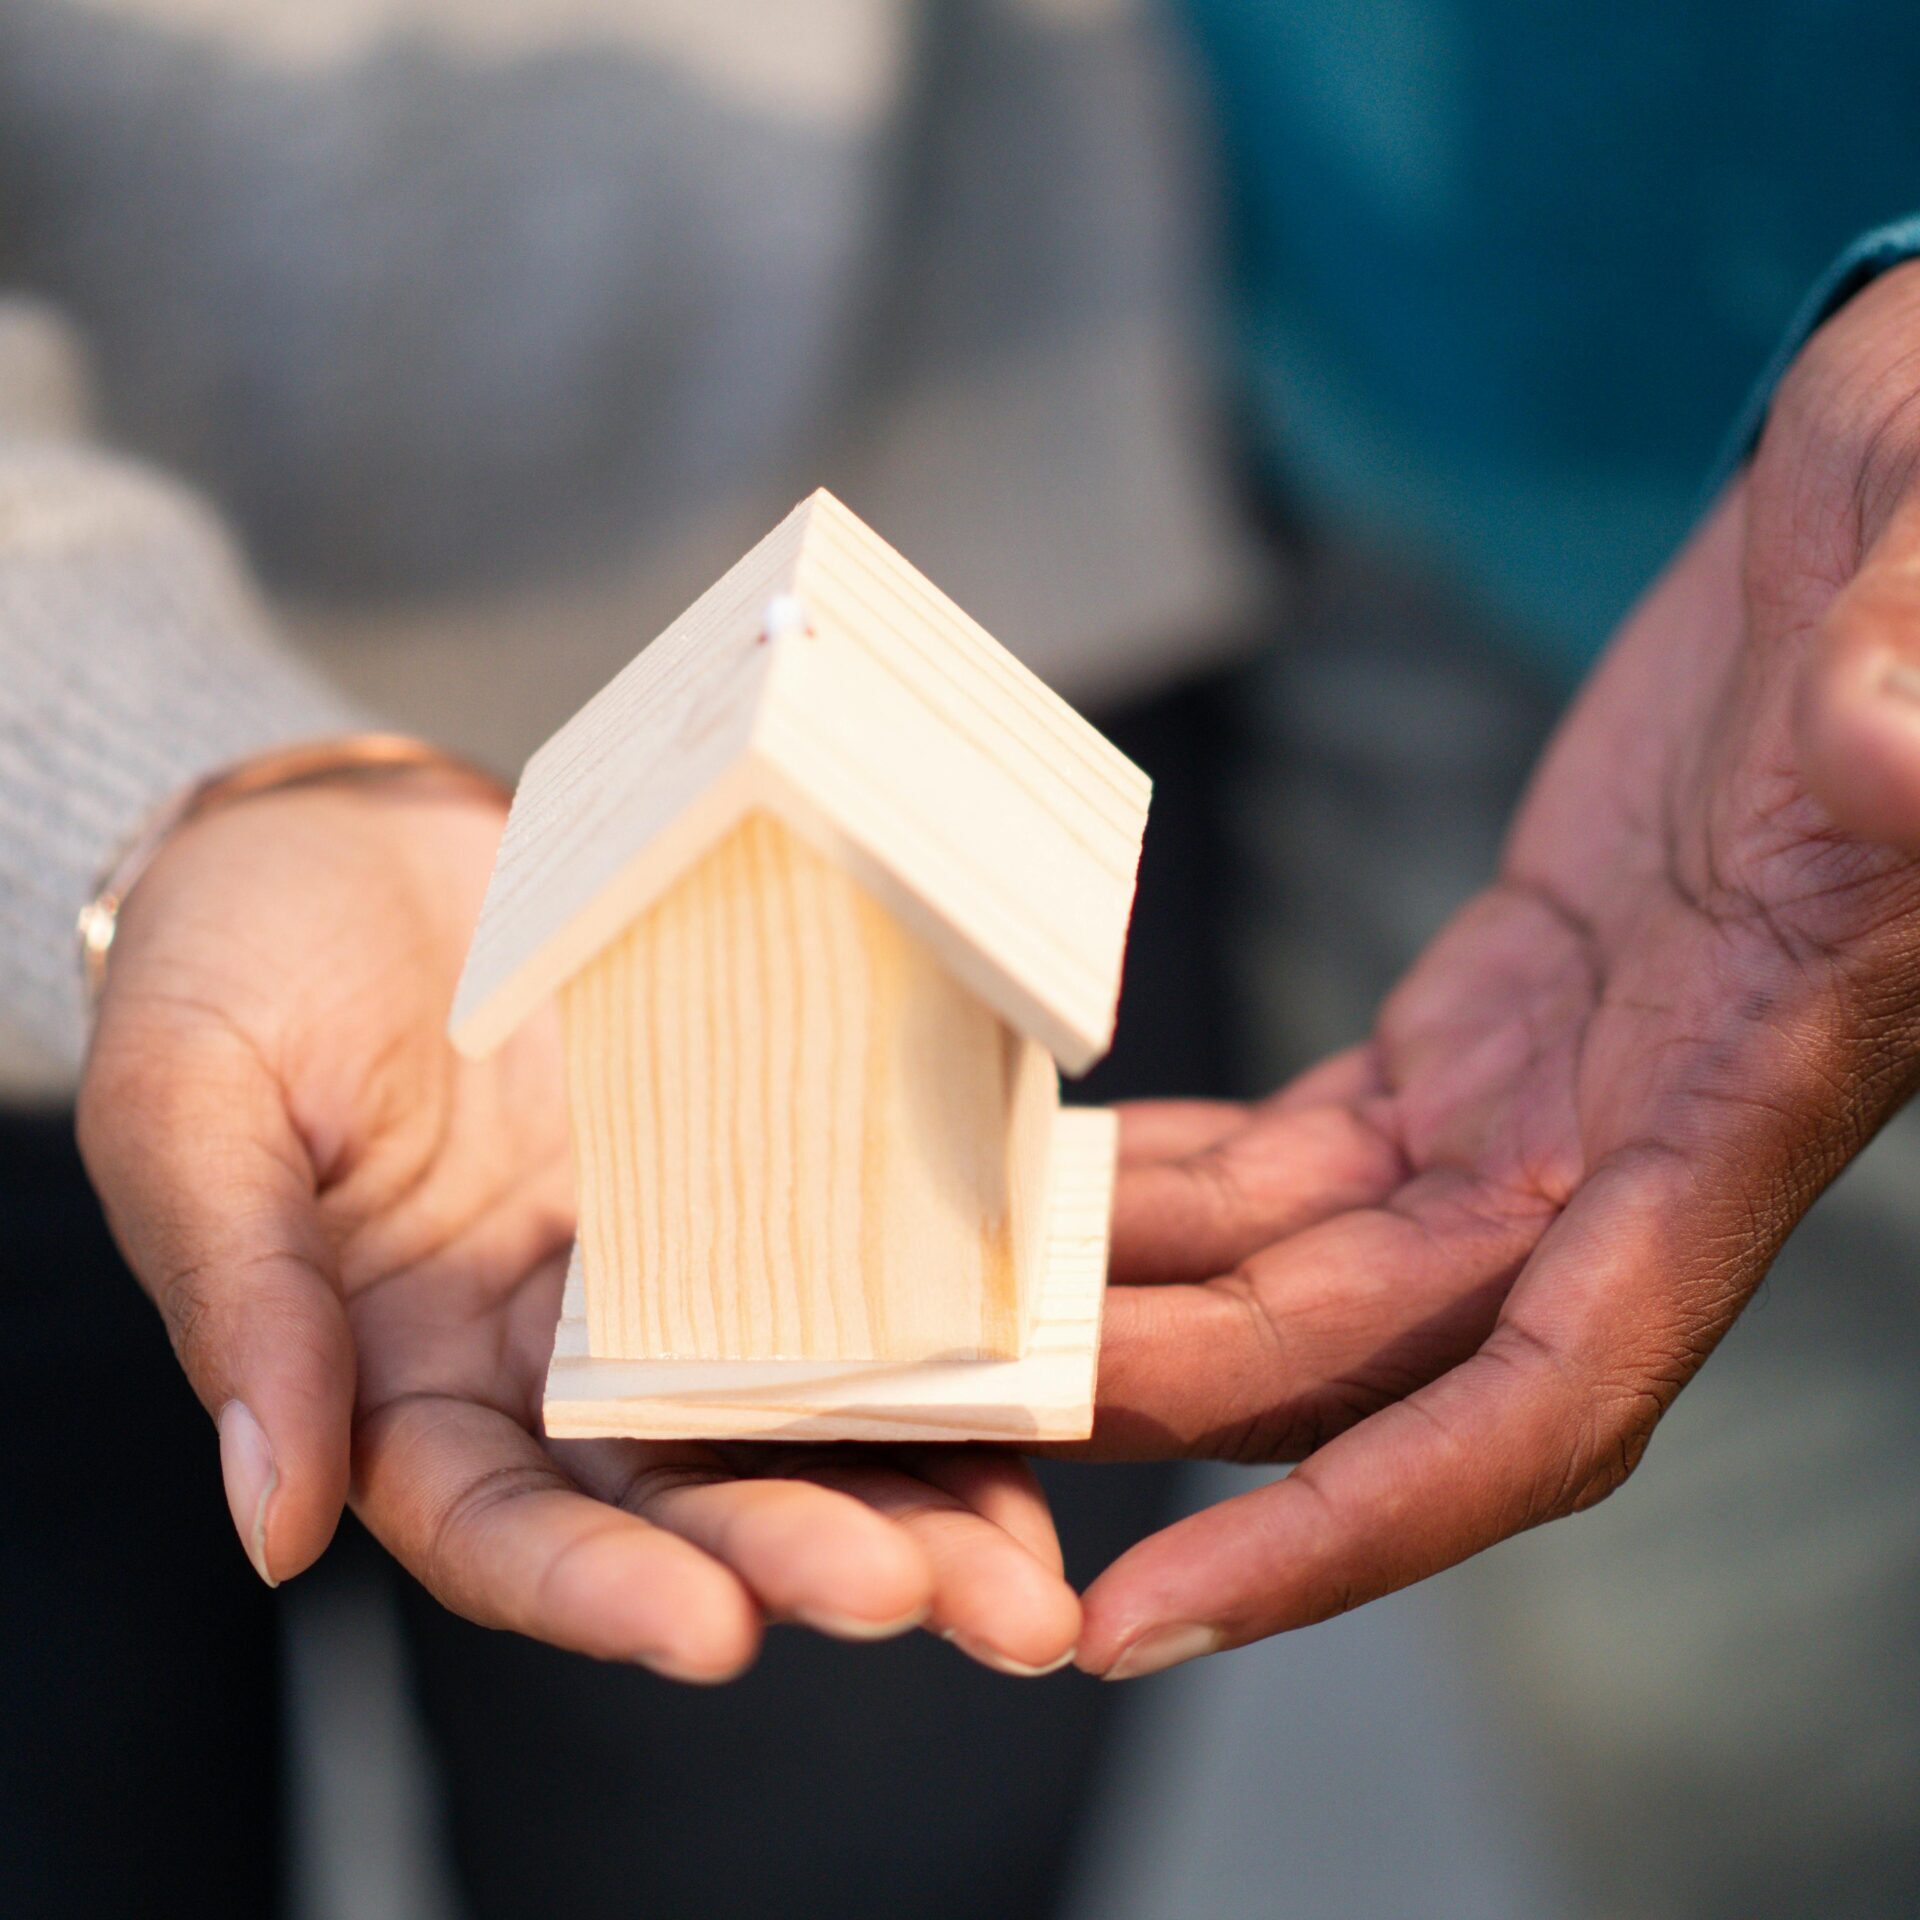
[560,810,1058,1362]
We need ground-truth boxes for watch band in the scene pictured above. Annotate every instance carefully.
[76,732,509,1009]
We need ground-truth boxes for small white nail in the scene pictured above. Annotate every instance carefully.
[942,1629,1077,1678]
[796,1604,930,1643]
[1100,1624,1226,1682]
[762,593,811,644]
[632,1653,741,1687]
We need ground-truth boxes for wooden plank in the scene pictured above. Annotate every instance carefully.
[452,490,1149,1074]
[450,503,807,1057]
[542,1106,1115,1442]
[561,812,1059,1363]
[1003,1012,1059,1355]
[765,491,1149,1073]
[751,600,1134,1075]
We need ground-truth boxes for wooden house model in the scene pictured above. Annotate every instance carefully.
[451,490,1149,1442]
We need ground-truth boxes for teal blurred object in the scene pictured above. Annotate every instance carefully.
[1176,1,1920,677]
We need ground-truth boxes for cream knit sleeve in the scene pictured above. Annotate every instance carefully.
[0,299,364,1092]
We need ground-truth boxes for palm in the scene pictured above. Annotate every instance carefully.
[85,783,1080,1677]
[1081,403,1920,1665]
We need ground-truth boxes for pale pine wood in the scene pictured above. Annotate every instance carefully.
[561,812,1059,1364]
[542,1106,1115,1442]
[452,492,1144,1440]
[452,488,1149,1074]
[450,503,807,1058]
[763,490,1150,1074]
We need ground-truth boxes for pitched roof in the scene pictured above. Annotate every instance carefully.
[449,489,1151,1074]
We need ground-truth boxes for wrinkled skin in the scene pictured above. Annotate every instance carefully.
[1075,262,1920,1678]
[79,782,1080,1681]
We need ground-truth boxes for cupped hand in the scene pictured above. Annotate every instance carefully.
[1073,260,1920,1680]
[78,778,1079,1681]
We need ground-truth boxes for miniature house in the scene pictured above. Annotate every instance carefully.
[451,490,1149,1441]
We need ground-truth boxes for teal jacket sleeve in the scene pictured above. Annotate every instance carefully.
[1713,215,1920,490]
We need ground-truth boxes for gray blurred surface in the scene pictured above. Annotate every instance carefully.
[282,1499,1563,1920]
[285,1560,462,1920]
[1064,1478,1563,1920]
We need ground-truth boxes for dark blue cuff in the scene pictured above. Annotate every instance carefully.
[1709,214,1920,496]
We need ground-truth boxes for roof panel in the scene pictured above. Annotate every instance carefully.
[451,490,1150,1070]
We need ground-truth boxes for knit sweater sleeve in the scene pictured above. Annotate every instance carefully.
[0,300,365,1090]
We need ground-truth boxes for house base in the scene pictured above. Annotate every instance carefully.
[541,1107,1115,1443]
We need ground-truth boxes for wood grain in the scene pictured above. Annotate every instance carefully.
[561,812,1058,1363]
[543,1106,1114,1442]
[762,490,1150,1073]
[451,503,803,1058]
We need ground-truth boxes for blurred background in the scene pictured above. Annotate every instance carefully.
[4,0,1919,1915]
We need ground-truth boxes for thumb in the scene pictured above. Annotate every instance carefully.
[77,1004,354,1586]
[1797,484,1920,851]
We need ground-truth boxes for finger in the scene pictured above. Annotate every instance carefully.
[902,1448,1065,1576]
[1265,1043,1388,1114]
[77,1010,353,1585]
[1117,1100,1249,1164]
[1076,1148,1709,1678]
[353,1394,761,1679]
[1086,1165,1547,1459]
[790,1457,1082,1677]
[1110,1101,1407,1286]
[1798,484,1920,850]
[560,1440,934,1642]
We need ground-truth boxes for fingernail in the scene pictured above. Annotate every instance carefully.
[1877,656,1920,704]
[633,1653,741,1687]
[795,1604,930,1643]
[942,1629,1077,1678]
[218,1400,279,1588]
[1099,1624,1226,1681]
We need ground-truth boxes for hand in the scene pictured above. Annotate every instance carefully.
[1072,260,1920,1680]
[78,778,1079,1681]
